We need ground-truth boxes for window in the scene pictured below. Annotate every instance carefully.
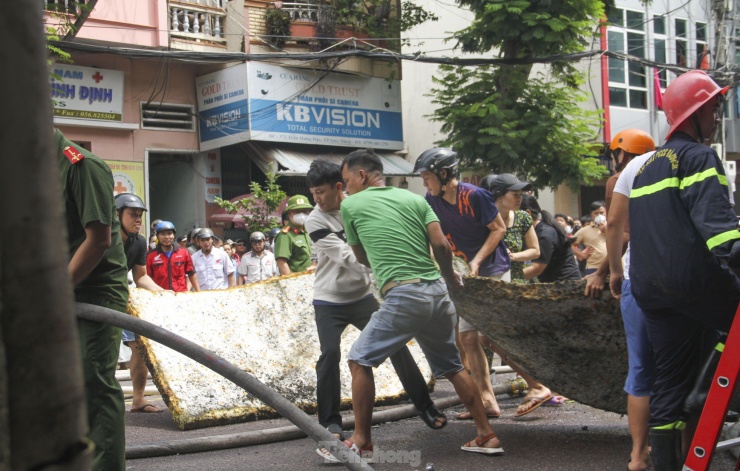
[608,8,647,109]
[654,16,667,88]
[675,19,688,67]
[696,22,708,69]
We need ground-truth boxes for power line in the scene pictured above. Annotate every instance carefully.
[52,39,739,84]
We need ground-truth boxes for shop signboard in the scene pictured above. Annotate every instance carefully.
[246,63,403,150]
[203,150,222,203]
[51,64,124,122]
[196,64,249,151]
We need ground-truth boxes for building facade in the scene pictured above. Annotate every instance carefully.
[47,0,412,240]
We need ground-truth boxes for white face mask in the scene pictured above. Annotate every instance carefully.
[594,214,606,226]
[291,213,308,226]
[149,242,157,249]
[565,226,573,235]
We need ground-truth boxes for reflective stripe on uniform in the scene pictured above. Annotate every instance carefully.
[679,168,727,190]
[706,229,740,251]
[631,177,679,198]
[631,168,728,199]
[652,420,687,430]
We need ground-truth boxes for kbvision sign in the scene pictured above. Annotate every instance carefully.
[247,63,403,150]
[196,64,249,151]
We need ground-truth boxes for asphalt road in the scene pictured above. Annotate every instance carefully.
[121,372,737,470]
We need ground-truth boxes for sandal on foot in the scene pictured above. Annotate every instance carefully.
[461,433,504,455]
[419,405,448,429]
[130,404,164,413]
[456,410,501,420]
[318,438,373,463]
[514,394,553,417]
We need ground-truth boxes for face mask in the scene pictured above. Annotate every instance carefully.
[149,242,157,249]
[594,214,606,226]
[565,226,573,235]
[292,213,308,226]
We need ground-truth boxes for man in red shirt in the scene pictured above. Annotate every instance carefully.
[146,221,200,292]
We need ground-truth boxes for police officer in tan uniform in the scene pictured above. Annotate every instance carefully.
[274,194,316,274]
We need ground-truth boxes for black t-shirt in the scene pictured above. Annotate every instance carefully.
[123,233,147,271]
[534,223,581,282]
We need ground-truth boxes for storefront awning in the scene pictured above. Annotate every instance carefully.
[245,143,416,177]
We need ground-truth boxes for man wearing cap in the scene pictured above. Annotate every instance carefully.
[114,193,165,414]
[414,148,508,419]
[239,231,277,284]
[629,70,740,469]
[146,221,201,292]
[274,195,316,275]
[192,228,236,290]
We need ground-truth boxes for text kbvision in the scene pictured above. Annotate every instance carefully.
[206,109,242,127]
[277,104,380,128]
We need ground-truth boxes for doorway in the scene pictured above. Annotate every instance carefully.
[148,152,204,238]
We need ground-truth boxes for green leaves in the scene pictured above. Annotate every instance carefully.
[428,0,608,190]
[215,173,287,233]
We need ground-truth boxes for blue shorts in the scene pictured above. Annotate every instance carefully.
[348,279,463,378]
[621,279,656,397]
[121,329,136,343]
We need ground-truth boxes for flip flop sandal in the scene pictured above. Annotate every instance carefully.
[514,394,553,417]
[456,411,501,420]
[419,405,448,429]
[461,432,504,455]
[130,404,164,413]
[317,438,374,463]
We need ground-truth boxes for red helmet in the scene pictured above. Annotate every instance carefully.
[664,70,729,139]
[610,129,656,155]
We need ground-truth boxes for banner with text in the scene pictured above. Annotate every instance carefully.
[247,63,403,150]
[51,64,124,122]
[203,150,222,202]
[196,65,249,151]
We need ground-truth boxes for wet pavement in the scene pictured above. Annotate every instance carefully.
[121,370,737,470]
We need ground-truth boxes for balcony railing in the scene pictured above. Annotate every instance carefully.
[170,0,227,46]
[272,1,326,23]
[43,0,89,15]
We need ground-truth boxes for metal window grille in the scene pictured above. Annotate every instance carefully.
[140,102,195,131]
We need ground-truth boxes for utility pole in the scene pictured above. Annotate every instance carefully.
[0,1,90,470]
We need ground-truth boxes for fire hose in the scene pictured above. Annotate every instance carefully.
[77,303,525,466]
[76,303,371,471]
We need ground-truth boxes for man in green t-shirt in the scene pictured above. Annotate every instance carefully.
[274,194,316,274]
[320,149,503,463]
[57,129,128,471]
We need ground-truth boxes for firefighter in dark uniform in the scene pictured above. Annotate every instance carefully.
[628,71,740,470]
[57,128,128,471]
[274,194,316,274]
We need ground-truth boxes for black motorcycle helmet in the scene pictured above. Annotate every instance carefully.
[115,193,147,238]
[413,147,458,186]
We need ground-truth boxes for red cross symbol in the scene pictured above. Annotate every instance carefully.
[92,72,104,83]
[113,181,128,194]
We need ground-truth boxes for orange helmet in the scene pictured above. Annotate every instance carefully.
[610,129,656,155]
[664,70,729,139]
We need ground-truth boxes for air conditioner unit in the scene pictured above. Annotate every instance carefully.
[711,143,724,158]
[725,160,736,204]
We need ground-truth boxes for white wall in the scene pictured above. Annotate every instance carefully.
[401,1,476,195]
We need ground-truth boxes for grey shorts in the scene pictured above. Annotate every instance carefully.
[458,271,509,333]
[347,278,463,378]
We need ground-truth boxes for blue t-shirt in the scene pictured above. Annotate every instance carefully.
[426,182,510,276]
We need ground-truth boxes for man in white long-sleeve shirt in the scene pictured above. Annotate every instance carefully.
[305,159,444,452]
